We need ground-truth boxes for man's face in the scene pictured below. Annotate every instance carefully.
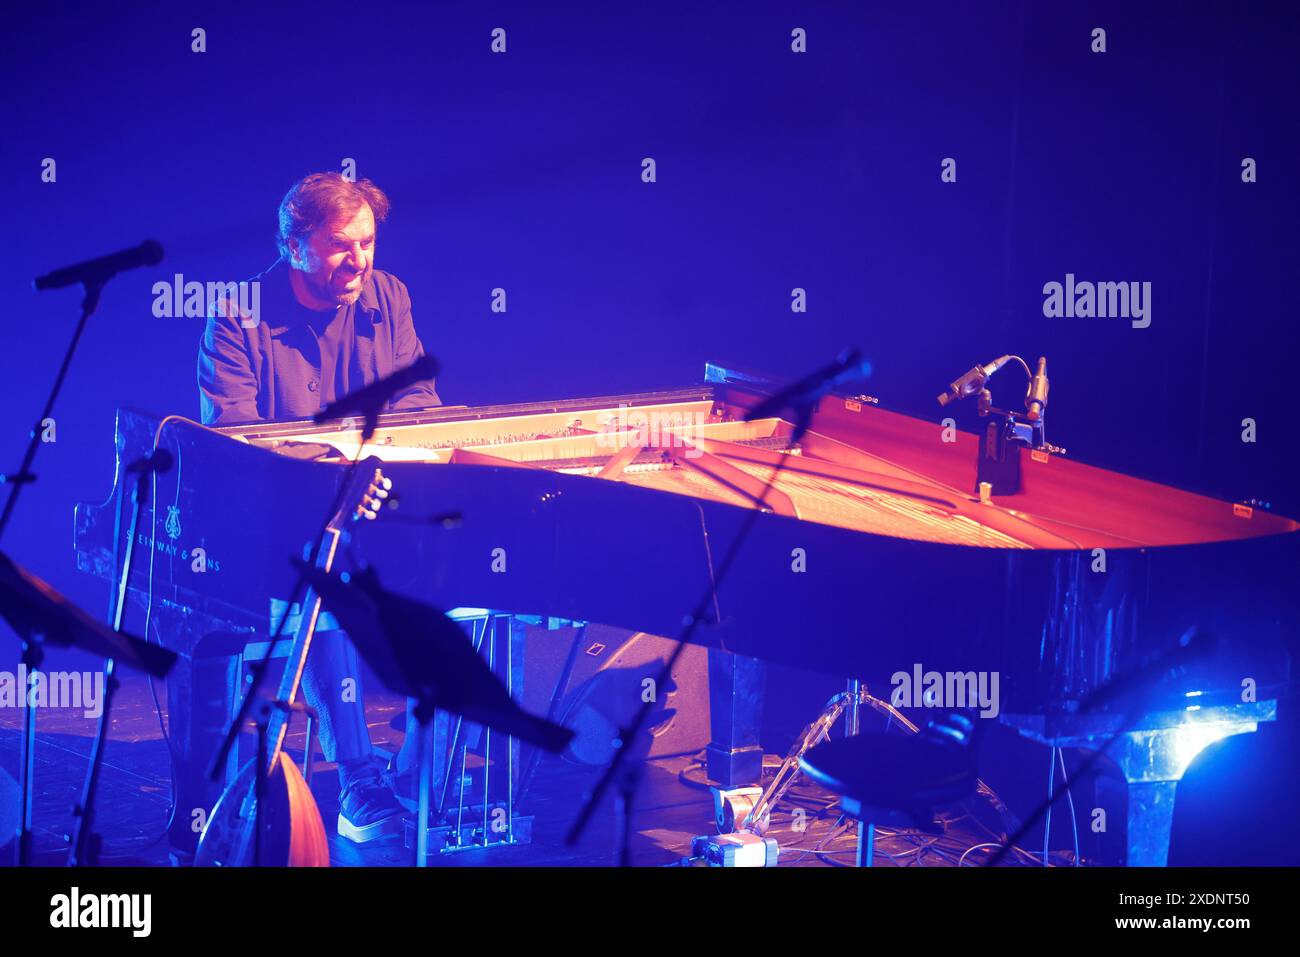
[288,203,376,307]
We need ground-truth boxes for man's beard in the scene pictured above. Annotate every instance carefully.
[308,266,368,307]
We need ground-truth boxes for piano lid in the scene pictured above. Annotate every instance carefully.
[202,372,1297,552]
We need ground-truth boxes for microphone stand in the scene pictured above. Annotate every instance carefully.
[0,281,102,541]
[206,434,372,786]
[67,454,166,865]
[2,280,104,866]
[14,633,41,866]
[566,378,832,864]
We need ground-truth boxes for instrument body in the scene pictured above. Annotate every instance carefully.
[196,751,328,867]
[73,378,1300,854]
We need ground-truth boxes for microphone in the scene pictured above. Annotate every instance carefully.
[1025,356,1049,421]
[33,240,164,291]
[314,354,440,428]
[936,355,1012,407]
[743,349,873,422]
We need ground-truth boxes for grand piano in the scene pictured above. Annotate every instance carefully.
[73,363,1299,864]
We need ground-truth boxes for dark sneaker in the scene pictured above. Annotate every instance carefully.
[337,760,405,843]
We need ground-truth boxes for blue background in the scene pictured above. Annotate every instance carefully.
[1,2,1297,863]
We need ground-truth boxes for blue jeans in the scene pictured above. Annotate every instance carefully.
[298,629,373,765]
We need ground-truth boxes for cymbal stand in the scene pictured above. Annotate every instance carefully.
[733,686,868,836]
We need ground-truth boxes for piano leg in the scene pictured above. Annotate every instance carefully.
[705,650,766,787]
[1125,781,1178,868]
[1005,700,1277,866]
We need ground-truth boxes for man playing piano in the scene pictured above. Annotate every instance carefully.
[197,172,440,842]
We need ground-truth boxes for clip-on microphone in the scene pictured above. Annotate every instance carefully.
[936,354,1052,496]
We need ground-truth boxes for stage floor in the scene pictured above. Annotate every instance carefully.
[1,672,1016,867]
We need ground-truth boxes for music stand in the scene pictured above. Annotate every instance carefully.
[0,550,176,865]
[294,560,572,866]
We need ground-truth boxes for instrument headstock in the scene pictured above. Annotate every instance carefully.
[325,462,394,533]
[353,468,392,523]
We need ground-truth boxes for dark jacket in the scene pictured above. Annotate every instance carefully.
[198,259,440,425]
